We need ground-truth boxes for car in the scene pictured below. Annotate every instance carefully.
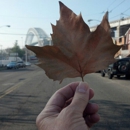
[7,62,19,69]
[25,62,31,66]
[101,57,130,79]
[17,61,26,68]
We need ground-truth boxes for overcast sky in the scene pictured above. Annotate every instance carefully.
[0,0,130,49]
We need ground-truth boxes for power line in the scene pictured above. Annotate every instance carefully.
[121,13,130,17]
[0,15,56,19]
[0,33,27,36]
[120,6,130,17]
[110,6,130,19]
[122,7,130,13]
[0,32,50,38]
[101,0,119,17]
[110,14,121,19]
[85,12,104,17]
[95,0,120,21]
[93,0,128,21]
[110,0,126,12]
[107,0,117,9]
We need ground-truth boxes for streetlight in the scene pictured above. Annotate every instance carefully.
[0,25,10,28]
[88,19,101,23]
[87,19,101,32]
[88,12,109,23]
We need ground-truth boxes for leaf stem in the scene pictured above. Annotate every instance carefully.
[77,60,84,82]
[81,75,84,82]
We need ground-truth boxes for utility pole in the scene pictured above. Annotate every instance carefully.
[15,40,18,62]
[0,25,10,66]
[0,45,2,66]
[25,48,28,63]
[21,37,23,48]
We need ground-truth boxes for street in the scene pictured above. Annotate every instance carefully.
[0,65,130,130]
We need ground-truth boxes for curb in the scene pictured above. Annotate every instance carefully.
[0,67,6,71]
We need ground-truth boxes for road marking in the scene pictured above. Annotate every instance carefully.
[0,81,24,99]
[0,71,41,99]
[2,83,15,86]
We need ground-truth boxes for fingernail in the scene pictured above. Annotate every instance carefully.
[76,82,89,93]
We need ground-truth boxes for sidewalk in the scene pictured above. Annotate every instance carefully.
[0,67,6,71]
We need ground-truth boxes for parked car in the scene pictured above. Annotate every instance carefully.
[17,61,26,68]
[25,62,31,66]
[7,62,19,69]
[101,57,130,79]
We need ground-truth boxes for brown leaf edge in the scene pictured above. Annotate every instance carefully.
[26,2,123,83]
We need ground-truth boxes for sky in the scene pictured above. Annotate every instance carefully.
[0,0,130,49]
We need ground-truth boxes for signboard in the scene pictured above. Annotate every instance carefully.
[10,53,18,56]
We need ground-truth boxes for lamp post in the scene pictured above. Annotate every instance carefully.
[87,19,101,29]
[21,37,27,62]
[88,12,109,24]
[0,25,10,66]
[87,19,101,32]
[21,37,23,48]
[88,19,101,23]
[25,48,27,63]
[0,25,10,28]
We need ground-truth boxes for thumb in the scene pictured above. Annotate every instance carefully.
[70,82,90,113]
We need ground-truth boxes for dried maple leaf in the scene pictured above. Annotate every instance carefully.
[26,1,122,82]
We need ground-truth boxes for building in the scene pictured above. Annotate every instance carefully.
[90,17,130,58]
[125,28,130,51]
[115,28,130,58]
[90,17,130,38]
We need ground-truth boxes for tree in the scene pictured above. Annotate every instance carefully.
[11,40,25,58]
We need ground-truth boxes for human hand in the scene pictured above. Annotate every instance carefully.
[36,82,100,130]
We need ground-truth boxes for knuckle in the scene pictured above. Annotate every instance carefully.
[76,96,87,104]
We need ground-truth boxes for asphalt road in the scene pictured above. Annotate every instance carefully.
[0,65,130,130]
